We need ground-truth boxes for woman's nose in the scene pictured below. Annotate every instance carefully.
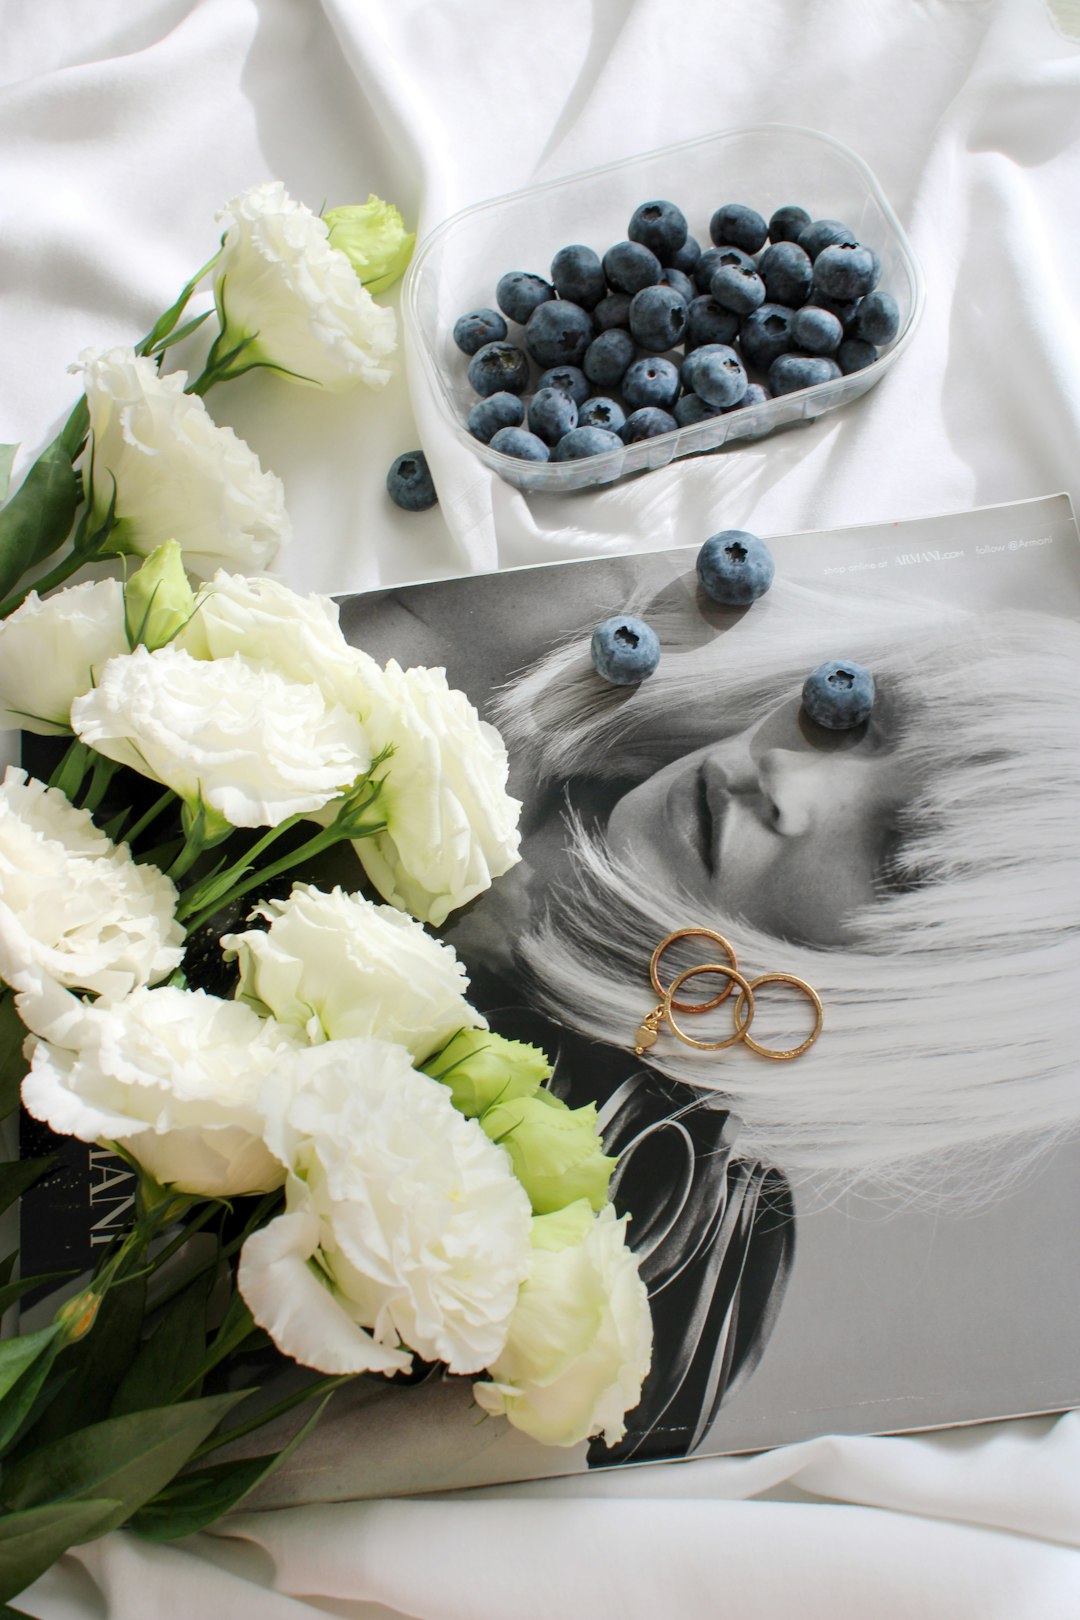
[755,747,826,837]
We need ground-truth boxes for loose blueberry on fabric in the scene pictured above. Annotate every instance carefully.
[802,660,875,730]
[591,615,661,685]
[387,450,438,511]
[696,530,775,606]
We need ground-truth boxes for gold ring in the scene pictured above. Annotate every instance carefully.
[650,927,741,1012]
[733,972,823,1061]
[664,964,755,1050]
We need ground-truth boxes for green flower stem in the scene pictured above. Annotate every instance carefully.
[178,817,385,938]
[191,1373,353,1463]
[0,540,112,619]
[121,788,178,850]
[173,812,308,922]
[79,753,120,816]
[48,739,90,801]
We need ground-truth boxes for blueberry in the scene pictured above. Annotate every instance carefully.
[537,365,590,405]
[553,426,624,461]
[467,391,525,443]
[789,305,843,356]
[696,530,774,605]
[628,199,688,262]
[837,338,878,374]
[815,294,863,329]
[577,396,626,433]
[629,285,689,352]
[674,393,724,426]
[453,307,508,356]
[467,341,530,398]
[813,243,879,301]
[802,660,874,730]
[590,615,660,685]
[768,354,842,394]
[524,300,594,367]
[496,270,555,324]
[852,290,900,346]
[593,292,633,331]
[489,426,551,461]
[681,343,747,408]
[798,218,858,261]
[768,204,812,244]
[528,385,579,445]
[709,203,768,254]
[620,406,678,442]
[667,233,702,274]
[735,381,772,408]
[621,355,681,411]
[709,263,766,316]
[657,267,696,306]
[685,296,739,351]
[583,328,636,388]
[387,450,437,510]
[603,240,662,295]
[694,245,755,292]
[758,242,813,308]
[551,243,607,310]
[739,304,795,370]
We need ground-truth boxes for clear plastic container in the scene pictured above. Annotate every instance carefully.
[403,124,924,494]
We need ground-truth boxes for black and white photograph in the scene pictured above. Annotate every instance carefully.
[286,492,1080,1494]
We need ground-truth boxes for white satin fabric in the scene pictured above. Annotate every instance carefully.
[3,0,1079,1613]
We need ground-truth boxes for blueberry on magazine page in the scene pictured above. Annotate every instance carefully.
[237,493,1079,1506]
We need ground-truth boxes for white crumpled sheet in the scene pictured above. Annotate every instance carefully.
[3,1,1079,1613]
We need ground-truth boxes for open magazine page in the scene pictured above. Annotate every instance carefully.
[235,493,1080,1506]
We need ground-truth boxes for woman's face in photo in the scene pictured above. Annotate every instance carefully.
[604,694,911,947]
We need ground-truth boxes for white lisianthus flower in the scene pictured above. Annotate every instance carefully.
[76,346,290,578]
[177,570,383,709]
[354,660,522,927]
[213,182,397,391]
[0,768,183,1001]
[473,1201,653,1449]
[221,883,483,1063]
[238,1038,533,1375]
[0,581,128,735]
[18,978,301,1197]
[70,645,370,834]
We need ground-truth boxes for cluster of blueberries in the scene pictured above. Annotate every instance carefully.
[454,198,900,465]
[591,529,874,731]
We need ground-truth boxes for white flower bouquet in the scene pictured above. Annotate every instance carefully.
[0,185,652,1605]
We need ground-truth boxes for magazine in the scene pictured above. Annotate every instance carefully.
[20,494,1080,1504]
[247,492,1080,1504]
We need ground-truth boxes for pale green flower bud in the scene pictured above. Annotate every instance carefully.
[422,1027,551,1118]
[124,541,196,650]
[324,196,416,294]
[481,1090,616,1216]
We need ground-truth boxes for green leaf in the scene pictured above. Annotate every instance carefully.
[0,1331,64,1411]
[0,1497,121,1606]
[1,1392,249,1545]
[0,996,28,1123]
[0,439,80,602]
[18,1274,146,1454]
[110,1273,209,1418]
[135,250,220,361]
[0,1159,58,1222]
[145,310,212,357]
[0,1328,63,1456]
[0,448,17,507]
[0,1272,78,1318]
[130,1391,333,1541]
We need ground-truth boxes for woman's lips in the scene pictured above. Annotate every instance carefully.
[665,758,730,878]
